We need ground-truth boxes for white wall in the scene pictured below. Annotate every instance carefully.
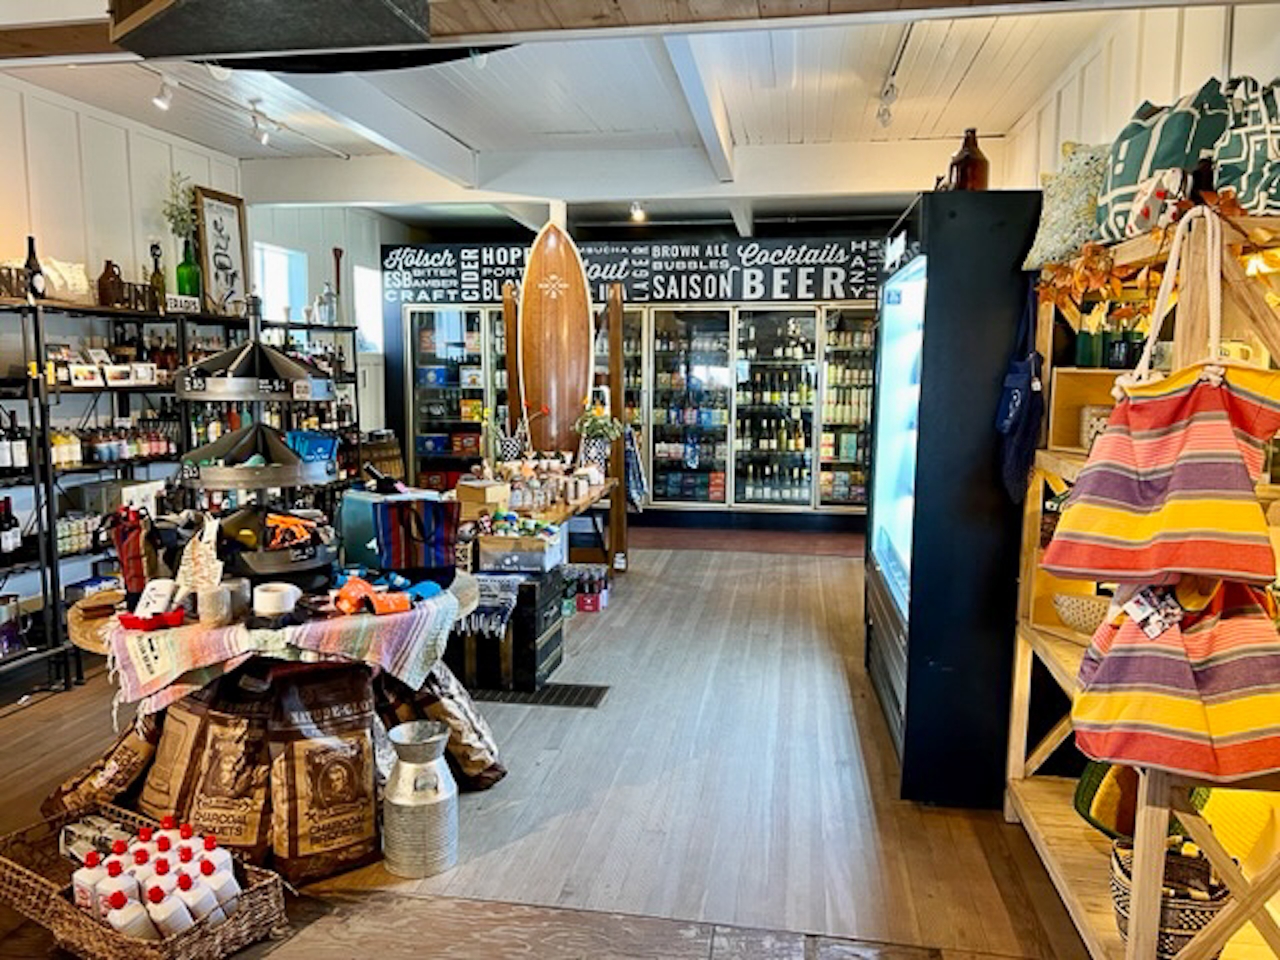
[0,73,241,291]
[1004,5,1280,187]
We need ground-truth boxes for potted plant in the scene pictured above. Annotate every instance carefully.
[573,402,623,471]
[162,173,202,300]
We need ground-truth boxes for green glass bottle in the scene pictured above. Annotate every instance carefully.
[176,239,202,300]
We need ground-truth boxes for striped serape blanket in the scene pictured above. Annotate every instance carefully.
[458,574,524,639]
[108,590,458,716]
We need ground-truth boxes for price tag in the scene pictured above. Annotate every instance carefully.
[289,543,317,562]
[292,379,313,401]
[179,462,200,481]
[183,374,207,393]
[259,378,287,394]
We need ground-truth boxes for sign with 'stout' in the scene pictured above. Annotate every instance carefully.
[381,237,881,306]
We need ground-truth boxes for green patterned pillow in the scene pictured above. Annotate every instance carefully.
[1215,76,1280,214]
[1096,78,1230,243]
[1023,142,1109,269]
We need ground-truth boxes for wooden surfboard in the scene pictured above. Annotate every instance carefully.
[517,222,593,454]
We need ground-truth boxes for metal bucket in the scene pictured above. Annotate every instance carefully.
[382,720,458,878]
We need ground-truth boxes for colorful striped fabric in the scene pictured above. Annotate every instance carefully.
[1042,365,1280,584]
[1073,580,1280,782]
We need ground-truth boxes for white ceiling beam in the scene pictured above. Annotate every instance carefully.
[661,34,734,183]
[271,72,477,187]
[728,200,753,238]
[0,0,106,28]
[493,201,552,233]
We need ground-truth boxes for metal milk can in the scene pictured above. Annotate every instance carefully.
[383,720,458,878]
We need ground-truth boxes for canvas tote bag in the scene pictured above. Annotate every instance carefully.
[1042,207,1280,584]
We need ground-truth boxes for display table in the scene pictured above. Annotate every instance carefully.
[516,479,619,566]
[108,587,461,715]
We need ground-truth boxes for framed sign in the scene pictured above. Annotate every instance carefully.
[194,187,249,315]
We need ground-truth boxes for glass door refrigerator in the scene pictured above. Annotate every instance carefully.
[593,307,645,429]
[407,306,486,489]
[732,308,818,506]
[649,308,731,505]
[865,190,1041,809]
[818,306,876,509]
[487,308,510,447]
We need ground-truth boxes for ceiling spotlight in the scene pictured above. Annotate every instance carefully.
[630,201,646,223]
[152,80,173,111]
[876,103,892,129]
[470,48,488,69]
[880,80,898,106]
[205,63,233,82]
[253,117,269,146]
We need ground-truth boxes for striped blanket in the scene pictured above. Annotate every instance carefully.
[108,590,458,717]
[458,574,524,639]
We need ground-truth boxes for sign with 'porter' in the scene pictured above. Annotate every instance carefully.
[381,236,880,306]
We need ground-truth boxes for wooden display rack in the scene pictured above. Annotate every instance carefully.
[1007,213,1280,959]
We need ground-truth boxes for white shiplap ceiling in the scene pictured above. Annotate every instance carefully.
[4,60,387,159]
[1,8,1114,174]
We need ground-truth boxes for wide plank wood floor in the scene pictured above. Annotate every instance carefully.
[0,548,1085,958]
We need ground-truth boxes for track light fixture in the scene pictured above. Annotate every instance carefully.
[152,80,173,111]
[877,103,892,129]
[629,201,646,223]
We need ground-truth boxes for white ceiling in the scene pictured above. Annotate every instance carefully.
[5,59,387,159]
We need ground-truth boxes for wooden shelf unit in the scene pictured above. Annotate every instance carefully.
[1010,215,1280,960]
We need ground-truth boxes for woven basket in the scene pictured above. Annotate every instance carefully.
[1053,593,1110,639]
[1110,840,1229,959]
[67,591,125,655]
[0,803,287,960]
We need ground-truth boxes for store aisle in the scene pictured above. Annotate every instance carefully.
[314,549,1085,959]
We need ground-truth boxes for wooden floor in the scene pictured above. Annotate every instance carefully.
[627,527,864,557]
[0,549,1085,958]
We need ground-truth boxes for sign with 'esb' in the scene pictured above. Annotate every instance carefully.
[382,236,880,306]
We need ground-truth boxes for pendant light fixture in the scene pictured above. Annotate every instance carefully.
[152,79,173,111]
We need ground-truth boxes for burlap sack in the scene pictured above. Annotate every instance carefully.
[187,668,273,863]
[269,666,379,884]
[138,686,216,821]
[41,714,161,818]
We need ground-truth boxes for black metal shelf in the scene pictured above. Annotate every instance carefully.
[55,457,178,476]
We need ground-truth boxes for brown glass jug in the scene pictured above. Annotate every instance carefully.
[948,128,989,191]
[96,260,123,307]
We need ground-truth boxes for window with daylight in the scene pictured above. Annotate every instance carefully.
[354,265,384,353]
[253,242,308,322]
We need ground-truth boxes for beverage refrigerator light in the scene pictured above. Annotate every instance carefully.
[864,191,1041,809]
[648,308,732,505]
[732,308,817,506]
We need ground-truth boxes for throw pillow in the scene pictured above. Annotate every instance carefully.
[1095,78,1230,243]
[1023,142,1109,269]
[1215,76,1280,214]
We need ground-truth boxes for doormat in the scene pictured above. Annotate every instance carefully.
[470,684,609,708]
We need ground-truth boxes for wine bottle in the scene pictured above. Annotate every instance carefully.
[10,412,27,471]
[0,415,12,474]
[24,236,44,303]
[149,242,165,308]
[0,498,18,554]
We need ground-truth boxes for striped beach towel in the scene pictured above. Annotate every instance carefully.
[1073,580,1280,782]
[1042,364,1280,583]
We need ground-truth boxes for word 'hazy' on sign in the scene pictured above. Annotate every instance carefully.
[382,237,881,306]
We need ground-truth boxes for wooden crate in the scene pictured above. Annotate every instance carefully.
[1047,368,1117,454]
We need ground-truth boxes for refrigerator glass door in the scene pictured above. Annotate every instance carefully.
[649,308,731,504]
[819,306,876,507]
[870,257,926,615]
[487,309,510,442]
[408,306,485,481]
[733,308,817,506]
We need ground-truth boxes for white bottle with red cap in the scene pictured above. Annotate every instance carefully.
[153,833,175,864]
[71,851,106,913]
[145,884,195,937]
[175,823,200,866]
[94,860,139,920]
[103,838,131,875]
[130,848,155,888]
[131,826,158,862]
[105,890,161,940]
[175,873,226,927]
[176,844,199,878]
[199,859,240,916]
[156,816,182,849]
[149,858,178,897]
[199,835,234,874]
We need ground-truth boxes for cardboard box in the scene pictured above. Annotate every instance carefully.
[451,433,481,455]
[456,480,510,505]
[417,365,449,386]
[459,399,483,422]
[460,366,484,388]
[416,434,451,455]
[477,534,565,573]
[576,593,600,613]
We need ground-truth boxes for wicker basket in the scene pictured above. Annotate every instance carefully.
[1110,840,1229,959]
[1052,593,1110,640]
[0,803,287,960]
